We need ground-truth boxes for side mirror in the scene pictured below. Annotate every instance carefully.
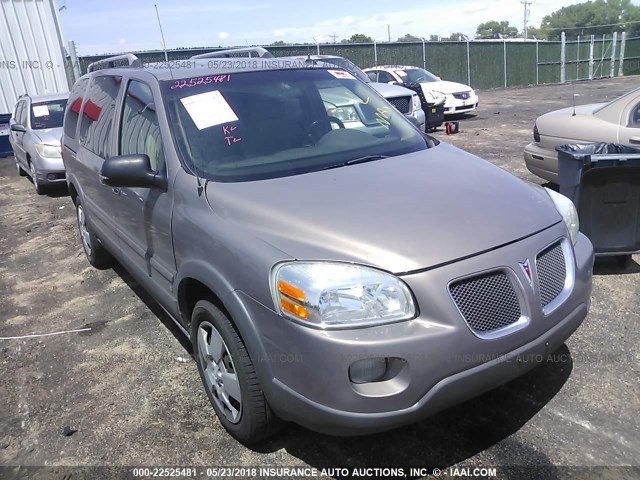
[100,154,167,190]
[406,116,420,128]
[388,81,399,85]
[11,124,26,133]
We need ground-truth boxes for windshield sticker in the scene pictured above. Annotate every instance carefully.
[180,90,239,130]
[396,70,407,77]
[171,74,232,89]
[376,107,391,129]
[222,125,241,145]
[32,105,50,117]
[327,70,356,80]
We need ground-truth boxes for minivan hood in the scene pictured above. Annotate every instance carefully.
[33,127,63,146]
[206,143,560,273]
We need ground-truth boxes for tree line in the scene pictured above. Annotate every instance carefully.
[270,0,640,45]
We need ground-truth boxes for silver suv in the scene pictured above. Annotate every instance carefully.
[10,93,69,194]
[63,51,593,444]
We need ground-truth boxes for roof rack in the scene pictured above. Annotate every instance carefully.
[87,53,141,73]
[190,47,274,60]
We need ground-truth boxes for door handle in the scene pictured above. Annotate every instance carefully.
[112,187,121,195]
[629,136,640,145]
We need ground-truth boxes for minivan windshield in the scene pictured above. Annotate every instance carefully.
[30,100,67,129]
[163,68,430,182]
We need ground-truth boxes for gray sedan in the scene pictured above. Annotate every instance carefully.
[9,92,69,194]
[524,87,640,183]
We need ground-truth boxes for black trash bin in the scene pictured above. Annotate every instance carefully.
[556,143,640,266]
[0,114,14,158]
[403,83,445,132]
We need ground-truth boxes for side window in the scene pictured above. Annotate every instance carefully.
[64,77,89,140]
[366,71,378,82]
[376,71,395,84]
[13,101,24,123]
[120,80,164,172]
[79,75,122,158]
[18,101,28,124]
[631,103,640,127]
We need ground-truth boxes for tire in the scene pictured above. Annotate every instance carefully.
[28,161,45,195]
[16,161,27,177]
[192,300,280,443]
[75,198,113,269]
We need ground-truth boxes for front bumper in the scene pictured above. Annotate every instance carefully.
[33,153,66,185]
[524,142,559,183]
[237,224,593,436]
[444,93,479,115]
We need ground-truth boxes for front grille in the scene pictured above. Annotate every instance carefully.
[452,91,471,100]
[455,105,473,111]
[536,242,567,308]
[387,96,411,114]
[449,271,521,334]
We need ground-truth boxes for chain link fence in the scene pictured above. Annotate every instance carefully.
[74,33,640,89]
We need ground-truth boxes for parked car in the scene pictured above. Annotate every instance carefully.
[63,51,593,444]
[364,65,478,116]
[247,51,426,131]
[524,87,640,183]
[9,93,69,194]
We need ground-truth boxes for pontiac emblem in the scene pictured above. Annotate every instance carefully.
[519,259,533,286]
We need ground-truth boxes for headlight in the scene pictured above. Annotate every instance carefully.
[411,94,421,112]
[545,188,579,244]
[271,262,416,329]
[327,105,360,123]
[35,144,62,158]
[533,123,540,142]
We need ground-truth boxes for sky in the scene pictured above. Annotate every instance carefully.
[56,0,624,55]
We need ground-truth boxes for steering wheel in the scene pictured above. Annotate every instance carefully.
[304,116,345,143]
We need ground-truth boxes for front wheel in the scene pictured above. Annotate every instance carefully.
[16,161,27,177]
[29,161,45,195]
[192,300,279,443]
[75,199,113,269]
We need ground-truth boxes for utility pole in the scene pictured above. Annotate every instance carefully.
[521,1,532,39]
[388,25,391,42]
[329,33,338,43]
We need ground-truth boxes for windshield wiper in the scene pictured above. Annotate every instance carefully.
[344,155,389,166]
[319,155,389,172]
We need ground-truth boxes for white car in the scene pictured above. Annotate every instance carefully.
[364,65,478,116]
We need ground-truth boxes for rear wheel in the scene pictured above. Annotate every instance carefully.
[75,199,113,269]
[29,161,45,195]
[192,300,279,443]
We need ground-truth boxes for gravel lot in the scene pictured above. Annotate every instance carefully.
[1,76,639,479]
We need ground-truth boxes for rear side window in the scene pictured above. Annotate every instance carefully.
[120,80,164,172]
[79,75,122,157]
[64,77,89,140]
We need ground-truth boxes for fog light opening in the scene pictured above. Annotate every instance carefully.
[349,358,388,384]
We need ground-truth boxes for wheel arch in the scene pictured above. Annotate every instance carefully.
[175,265,273,385]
